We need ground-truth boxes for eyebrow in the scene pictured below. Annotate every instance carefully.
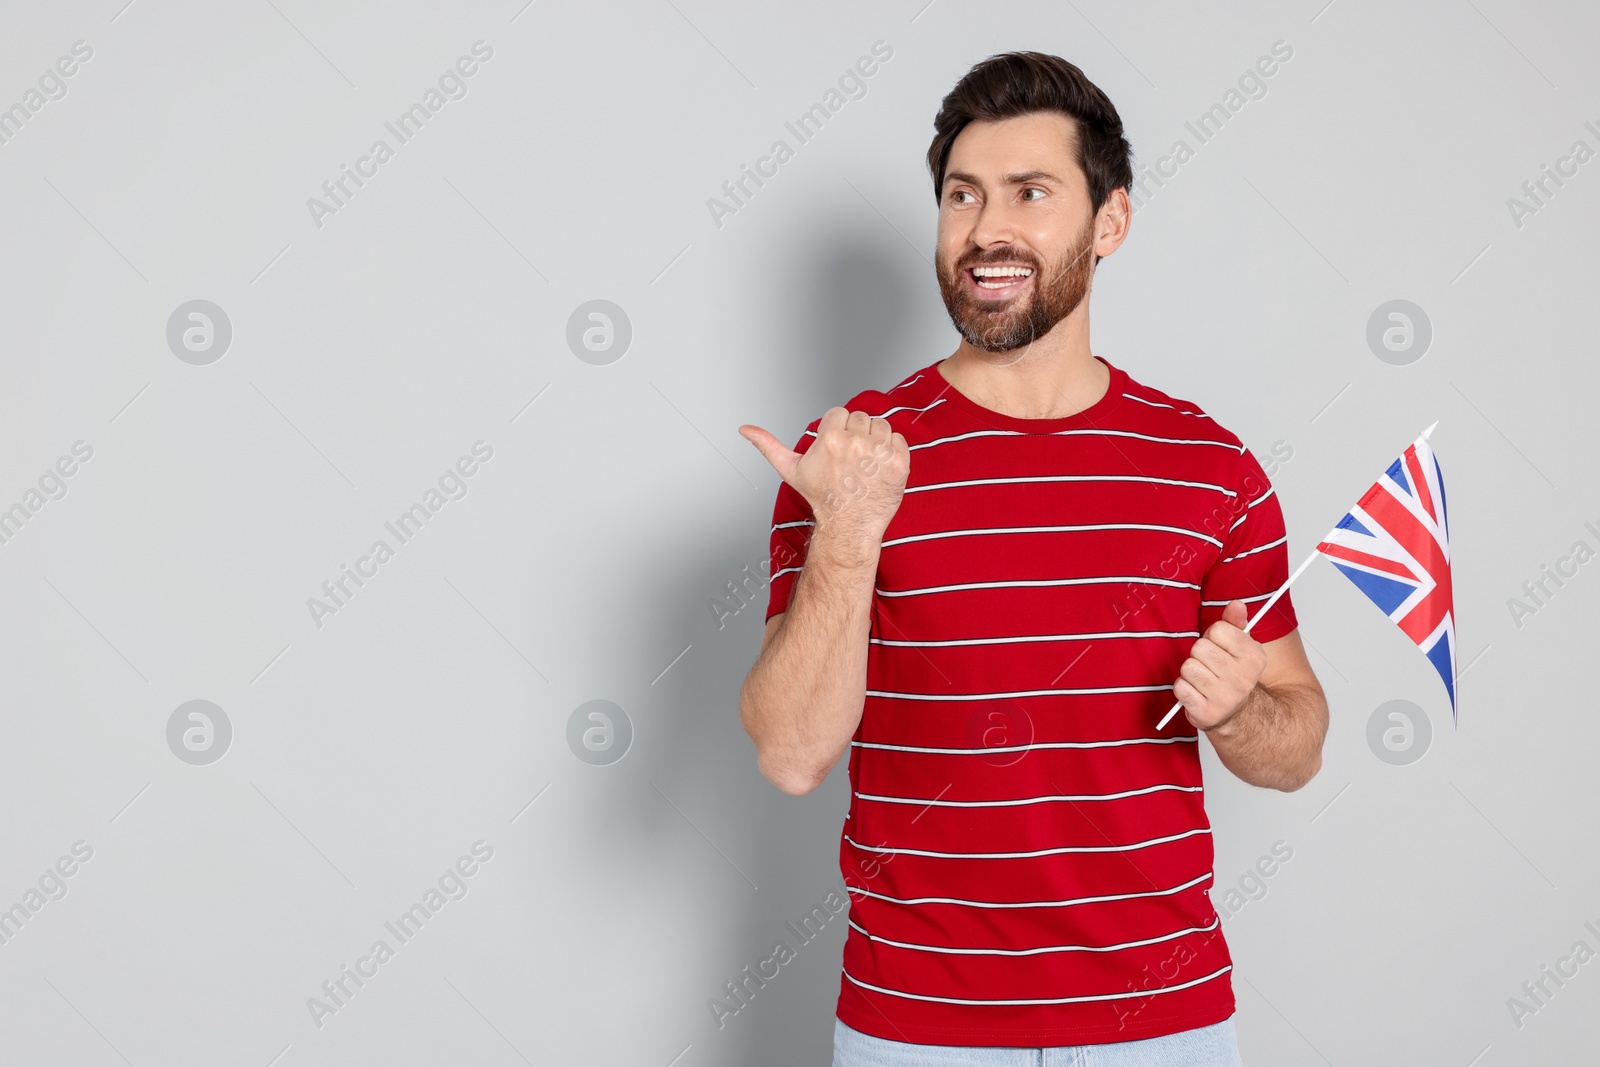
[943,169,1063,189]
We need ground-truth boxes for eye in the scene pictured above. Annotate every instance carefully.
[950,189,975,205]
[1021,186,1046,202]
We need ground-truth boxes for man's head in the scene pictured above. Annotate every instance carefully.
[928,52,1133,354]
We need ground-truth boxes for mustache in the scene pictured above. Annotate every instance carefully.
[945,233,1096,281]
[951,248,1040,274]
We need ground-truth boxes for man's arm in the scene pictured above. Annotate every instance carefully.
[736,408,909,796]
[739,530,878,796]
[1174,599,1329,792]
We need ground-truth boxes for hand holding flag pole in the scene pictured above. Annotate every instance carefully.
[1154,551,1319,731]
[1157,421,1454,731]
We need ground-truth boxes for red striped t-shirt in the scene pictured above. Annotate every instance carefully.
[763,354,1297,1047]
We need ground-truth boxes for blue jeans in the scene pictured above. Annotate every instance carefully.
[832,1016,1243,1066]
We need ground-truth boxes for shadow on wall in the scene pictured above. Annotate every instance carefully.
[642,197,935,1066]
[775,219,933,436]
[729,205,933,1067]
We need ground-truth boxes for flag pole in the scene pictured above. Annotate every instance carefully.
[1155,548,1320,730]
[1154,420,1438,731]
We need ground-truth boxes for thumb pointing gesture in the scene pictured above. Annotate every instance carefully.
[738,424,802,486]
[740,408,910,543]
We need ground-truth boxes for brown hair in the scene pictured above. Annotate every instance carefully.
[926,52,1133,214]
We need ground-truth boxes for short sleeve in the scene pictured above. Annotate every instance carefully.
[1200,447,1298,642]
[764,425,818,621]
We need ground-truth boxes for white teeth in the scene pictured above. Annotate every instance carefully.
[972,265,1032,290]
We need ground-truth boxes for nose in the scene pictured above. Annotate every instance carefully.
[969,193,1022,250]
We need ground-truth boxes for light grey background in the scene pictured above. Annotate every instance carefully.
[0,1,1594,1064]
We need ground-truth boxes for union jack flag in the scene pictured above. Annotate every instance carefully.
[1315,426,1456,720]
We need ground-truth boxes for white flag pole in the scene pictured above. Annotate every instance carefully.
[1154,420,1438,731]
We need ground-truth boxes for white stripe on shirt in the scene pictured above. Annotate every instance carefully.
[1120,393,1215,419]
[870,630,1198,647]
[909,427,1243,453]
[844,871,1213,910]
[881,523,1223,550]
[1200,591,1277,606]
[799,397,946,431]
[865,684,1174,701]
[876,576,1199,599]
[842,964,1232,1006]
[1229,487,1277,532]
[1220,534,1286,563]
[842,826,1209,859]
[853,783,1203,807]
[845,916,1221,956]
[902,474,1234,497]
[852,736,1198,755]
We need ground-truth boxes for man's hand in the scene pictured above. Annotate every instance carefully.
[736,407,910,795]
[1178,602,1329,791]
[1173,600,1266,734]
[739,407,910,550]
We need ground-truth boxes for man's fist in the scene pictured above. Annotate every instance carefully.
[1173,599,1268,732]
[739,406,910,542]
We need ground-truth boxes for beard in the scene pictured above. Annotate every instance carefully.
[936,215,1097,354]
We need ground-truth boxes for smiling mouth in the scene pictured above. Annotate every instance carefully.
[966,265,1034,296]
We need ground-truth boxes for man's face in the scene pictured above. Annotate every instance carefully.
[934,111,1106,354]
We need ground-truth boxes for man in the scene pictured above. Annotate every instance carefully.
[737,51,1327,1066]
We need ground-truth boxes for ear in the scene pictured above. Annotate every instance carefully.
[1093,187,1133,260]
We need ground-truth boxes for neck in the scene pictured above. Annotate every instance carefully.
[937,305,1108,420]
